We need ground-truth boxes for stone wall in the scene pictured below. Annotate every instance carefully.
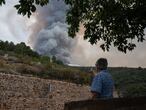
[0,73,91,110]
[64,96,146,110]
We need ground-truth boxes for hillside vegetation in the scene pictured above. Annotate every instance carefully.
[109,67,146,97]
[76,67,146,97]
[0,40,91,85]
[0,40,146,97]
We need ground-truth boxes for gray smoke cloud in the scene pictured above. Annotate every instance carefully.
[0,0,146,67]
[27,0,146,67]
[28,0,76,63]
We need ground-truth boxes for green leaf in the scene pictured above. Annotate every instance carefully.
[31,5,36,12]
[0,0,5,5]
[14,4,20,9]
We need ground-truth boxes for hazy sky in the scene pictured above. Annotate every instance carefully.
[0,0,146,67]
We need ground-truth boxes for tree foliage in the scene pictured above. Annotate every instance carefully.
[1,0,146,53]
[0,0,5,5]
[0,0,49,17]
[65,0,146,53]
[0,40,39,57]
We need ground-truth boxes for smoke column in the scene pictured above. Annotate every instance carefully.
[28,0,76,64]
[27,0,146,67]
[0,0,146,67]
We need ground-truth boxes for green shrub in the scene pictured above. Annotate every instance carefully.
[123,83,146,97]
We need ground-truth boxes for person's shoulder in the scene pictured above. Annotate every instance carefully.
[93,73,101,80]
[99,70,111,78]
[99,70,109,75]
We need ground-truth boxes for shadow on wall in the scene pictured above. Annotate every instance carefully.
[64,96,146,110]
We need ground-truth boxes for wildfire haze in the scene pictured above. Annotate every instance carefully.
[0,0,146,67]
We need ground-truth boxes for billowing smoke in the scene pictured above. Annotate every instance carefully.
[28,0,76,64]
[1,0,145,67]
[27,0,146,67]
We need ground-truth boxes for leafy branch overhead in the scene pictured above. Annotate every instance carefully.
[0,0,146,53]
[0,0,49,17]
[0,0,5,5]
[14,0,49,17]
[65,0,146,53]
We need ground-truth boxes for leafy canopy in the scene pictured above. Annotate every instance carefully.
[65,0,146,53]
[0,0,146,53]
[0,0,49,17]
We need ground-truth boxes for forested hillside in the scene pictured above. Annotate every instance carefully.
[76,67,146,97]
[0,40,91,84]
[110,67,146,97]
[0,40,146,97]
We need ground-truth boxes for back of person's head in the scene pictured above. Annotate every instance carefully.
[96,58,108,70]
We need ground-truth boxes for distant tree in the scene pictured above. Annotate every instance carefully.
[0,0,146,53]
[52,56,56,63]
[4,41,9,51]
[14,42,40,57]
[51,56,64,65]
[55,60,64,65]
[0,41,10,51]
[8,42,15,51]
[0,41,40,57]
[40,56,50,64]
[0,40,5,50]
[138,66,143,70]
[14,42,26,55]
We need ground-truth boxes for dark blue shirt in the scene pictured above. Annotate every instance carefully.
[91,70,114,98]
